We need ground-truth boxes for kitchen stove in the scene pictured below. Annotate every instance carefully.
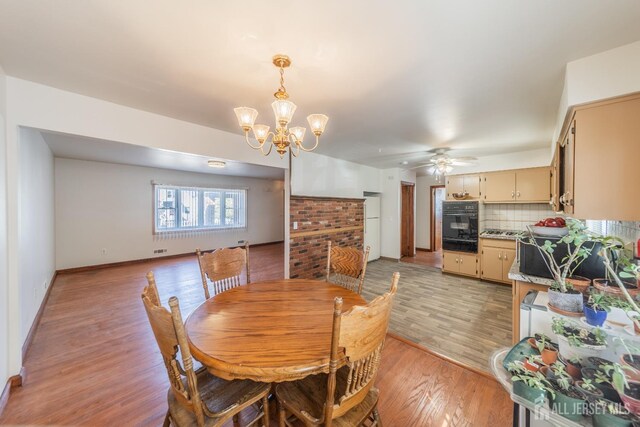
[480,229,524,239]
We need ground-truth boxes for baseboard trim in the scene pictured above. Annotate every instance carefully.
[379,256,400,262]
[22,271,57,361]
[1,367,26,419]
[386,332,496,382]
[416,247,432,252]
[57,241,285,275]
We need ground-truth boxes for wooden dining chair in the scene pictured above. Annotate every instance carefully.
[275,272,399,427]
[142,271,271,427]
[325,241,370,295]
[196,242,250,299]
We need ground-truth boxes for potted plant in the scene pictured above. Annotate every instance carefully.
[576,378,604,401]
[615,338,640,382]
[592,399,639,427]
[523,355,543,372]
[522,219,598,313]
[552,317,608,362]
[548,371,588,421]
[585,293,611,327]
[534,334,559,365]
[595,363,628,404]
[565,357,583,380]
[508,362,555,403]
[567,275,592,295]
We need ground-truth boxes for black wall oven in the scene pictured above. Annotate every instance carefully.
[442,201,479,253]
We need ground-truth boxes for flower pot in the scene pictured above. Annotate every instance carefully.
[513,381,547,404]
[622,381,640,416]
[524,359,541,372]
[541,347,559,365]
[567,276,591,295]
[548,388,587,421]
[557,335,607,363]
[585,305,608,327]
[566,360,583,380]
[587,357,613,370]
[594,279,640,298]
[621,355,640,382]
[549,289,584,313]
[582,368,623,403]
[575,381,604,402]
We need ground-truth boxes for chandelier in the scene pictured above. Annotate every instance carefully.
[234,55,329,158]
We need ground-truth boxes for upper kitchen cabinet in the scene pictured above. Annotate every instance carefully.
[482,167,550,203]
[445,174,480,200]
[555,93,640,220]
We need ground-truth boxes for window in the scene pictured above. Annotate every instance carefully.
[154,185,246,233]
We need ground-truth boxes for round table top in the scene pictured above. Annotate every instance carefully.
[185,279,366,383]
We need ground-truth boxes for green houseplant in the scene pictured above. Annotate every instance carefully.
[508,362,555,403]
[552,317,607,362]
[522,219,596,313]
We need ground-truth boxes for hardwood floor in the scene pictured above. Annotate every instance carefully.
[362,259,512,372]
[401,249,443,269]
[0,242,512,426]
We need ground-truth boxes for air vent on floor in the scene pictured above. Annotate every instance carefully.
[153,249,168,254]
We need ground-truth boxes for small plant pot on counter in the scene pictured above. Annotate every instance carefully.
[592,399,639,427]
[576,380,604,402]
[585,304,608,327]
[567,275,592,295]
[582,367,623,403]
[549,386,588,421]
[557,335,607,363]
[549,289,584,313]
[541,347,559,365]
[622,381,640,416]
[565,359,583,380]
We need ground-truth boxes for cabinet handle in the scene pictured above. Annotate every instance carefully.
[460,258,463,264]
[504,253,508,261]
[517,191,521,198]
[455,258,459,263]
[565,191,573,206]
[498,253,502,260]
[511,191,515,199]
[559,193,566,205]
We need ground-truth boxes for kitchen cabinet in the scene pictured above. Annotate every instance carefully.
[442,250,479,278]
[554,94,640,220]
[482,167,550,203]
[445,174,480,200]
[480,238,516,284]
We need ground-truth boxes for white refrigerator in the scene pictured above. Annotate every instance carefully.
[364,197,381,261]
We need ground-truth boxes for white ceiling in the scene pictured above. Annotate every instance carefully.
[40,131,285,180]
[1,1,640,169]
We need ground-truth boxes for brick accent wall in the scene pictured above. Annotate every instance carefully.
[290,196,364,279]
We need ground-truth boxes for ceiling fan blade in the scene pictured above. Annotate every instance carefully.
[450,161,472,166]
[450,156,477,162]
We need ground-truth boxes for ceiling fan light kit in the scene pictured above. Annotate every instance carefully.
[234,54,329,158]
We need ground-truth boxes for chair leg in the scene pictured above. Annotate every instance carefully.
[163,410,171,427]
[233,413,240,427]
[262,395,270,427]
[278,401,286,427]
[373,407,382,427]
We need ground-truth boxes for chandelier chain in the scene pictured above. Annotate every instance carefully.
[279,65,286,94]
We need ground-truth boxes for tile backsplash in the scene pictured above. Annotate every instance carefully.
[481,203,557,231]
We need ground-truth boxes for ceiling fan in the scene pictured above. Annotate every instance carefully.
[407,148,476,177]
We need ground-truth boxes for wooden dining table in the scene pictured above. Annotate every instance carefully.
[185,278,366,383]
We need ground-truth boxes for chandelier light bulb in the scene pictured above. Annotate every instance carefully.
[271,100,297,126]
[233,107,258,131]
[289,127,306,143]
[307,114,329,135]
[252,124,270,143]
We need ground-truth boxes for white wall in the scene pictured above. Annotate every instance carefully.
[379,168,416,259]
[0,65,9,388]
[447,148,551,175]
[554,40,640,142]
[18,128,55,345]
[55,158,284,269]
[416,175,442,249]
[290,151,381,198]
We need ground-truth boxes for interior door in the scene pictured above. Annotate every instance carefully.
[516,168,550,202]
[483,171,516,202]
[481,247,504,282]
[401,182,415,257]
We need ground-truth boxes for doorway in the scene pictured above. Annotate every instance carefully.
[400,181,415,258]
[430,185,446,252]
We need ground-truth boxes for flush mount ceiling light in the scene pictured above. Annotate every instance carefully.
[234,54,329,158]
[207,160,226,168]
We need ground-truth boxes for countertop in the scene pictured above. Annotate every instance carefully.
[479,235,520,241]
[507,260,555,286]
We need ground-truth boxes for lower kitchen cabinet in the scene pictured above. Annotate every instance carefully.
[480,238,516,284]
[442,250,479,278]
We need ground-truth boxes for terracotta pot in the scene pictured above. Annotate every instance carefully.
[566,361,583,381]
[621,354,640,382]
[541,347,559,365]
[524,359,541,372]
[567,275,591,295]
[594,278,640,298]
[622,381,640,416]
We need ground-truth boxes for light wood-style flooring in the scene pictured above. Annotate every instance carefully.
[363,259,512,372]
[0,243,511,426]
